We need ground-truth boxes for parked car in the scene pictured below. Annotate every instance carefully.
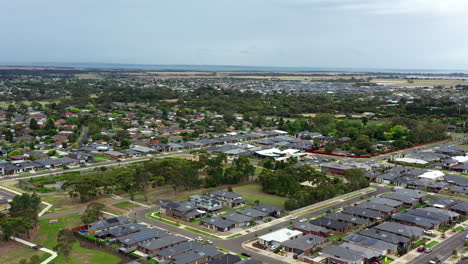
[424,230,434,235]
[299,218,307,223]
[425,247,432,253]
[428,257,441,264]
[241,252,251,258]
[417,246,425,252]
[291,215,298,220]
[206,240,213,244]
[80,163,87,167]
[270,245,278,251]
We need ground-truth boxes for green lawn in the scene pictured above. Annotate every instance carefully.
[0,245,50,264]
[113,201,141,211]
[94,155,111,161]
[426,241,439,248]
[34,214,121,264]
[233,184,287,208]
[454,226,463,232]
[382,256,394,264]
[146,212,181,227]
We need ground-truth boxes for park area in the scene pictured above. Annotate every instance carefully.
[233,183,287,208]
[33,214,121,264]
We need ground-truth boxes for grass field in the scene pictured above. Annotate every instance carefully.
[113,201,141,211]
[94,155,111,162]
[0,245,50,264]
[34,214,121,264]
[233,184,287,208]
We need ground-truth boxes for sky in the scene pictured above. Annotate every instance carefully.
[1,0,468,70]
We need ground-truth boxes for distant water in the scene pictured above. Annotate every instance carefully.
[4,62,468,74]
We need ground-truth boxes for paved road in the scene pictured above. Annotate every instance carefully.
[407,230,467,264]
[135,186,390,264]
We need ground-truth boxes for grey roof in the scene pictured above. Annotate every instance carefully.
[156,241,203,258]
[344,234,398,252]
[88,216,130,231]
[369,197,403,208]
[380,193,418,204]
[445,174,468,187]
[210,189,241,200]
[293,222,331,233]
[159,201,198,213]
[222,213,252,223]
[201,217,236,229]
[391,213,439,228]
[418,207,460,219]
[321,163,352,170]
[450,186,468,194]
[282,234,326,251]
[324,212,370,225]
[393,189,427,199]
[95,223,146,237]
[377,172,400,181]
[252,203,281,214]
[139,235,188,251]
[428,197,461,208]
[203,254,242,264]
[321,245,364,262]
[118,228,168,245]
[236,207,269,219]
[342,207,383,219]
[338,242,381,259]
[357,202,395,213]
[310,218,347,230]
[173,245,221,264]
[359,228,410,245]
[450,201,468,213]
[374,222,424,238]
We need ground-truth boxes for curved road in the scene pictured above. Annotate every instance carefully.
[135,186,390,264]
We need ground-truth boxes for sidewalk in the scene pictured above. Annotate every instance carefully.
[12,236,57,264]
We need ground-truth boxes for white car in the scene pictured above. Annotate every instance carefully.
[424,230,434,235]
[299,218,307,223]
[270,245,278,251]
[291,216,298,220]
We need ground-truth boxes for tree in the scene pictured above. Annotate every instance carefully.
[29,119,39,130]
[324,142,337,153]
[227,186,233,192]
[54,229,76,259]
[81,203,105,224]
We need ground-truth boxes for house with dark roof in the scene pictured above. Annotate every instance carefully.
[95,223,146,239]
[320,163,352,176]
[87,216,131,234]
[391,212,441,229]
[209,190,245,208]
[379,193,418,206]
[338,242,382,264]
[321,245,366,264]
[138,235,188,255]
[252,203,282,217]
[324,213,370,227]
[359,228,410,248]
[281,234,327,255]
[221,213,252,228]
[450,201,468,216]
[344,234,398,255]
[293,222,331,237]
[374,222,424,239]
[201,217,236,232]
[341,207,383,221]
[172,245,222,264]
[158,201,207,222]
[236,207,268,221]
[117,228,168,248]
[310,218,349,233]
[369,197,403,208]
[356,202,397,215]
[154,241,203,262]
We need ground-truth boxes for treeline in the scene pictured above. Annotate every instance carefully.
[259,167,369,211]
[63,155,255,202]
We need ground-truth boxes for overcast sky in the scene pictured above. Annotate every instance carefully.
[1,0,468,70]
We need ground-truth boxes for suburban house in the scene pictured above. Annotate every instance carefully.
[87,216,131,234]
[356,202,397,215]
[324,213,370,228]
[258,228,302,248]
[236,207,269,221]
[94,223,146,239]
[450,201,468,216]
[321,245,365,264]
[117,228,168,249]
[201,217,236,232]
[293,222,331,237]
[373,222,424,239]
[154,241,203,262]
[222,213,252,228]
[320,163,352,176]
[158,201,207,222]
[341,207,383,221]
[137,235,188,255]
[344,234,398,256]
[359,228,410,249]
[252,203,282,217]
[189,195,223,214]
[209,190,246,208]
[281,234,327,255]
[172,245,223,264]
[310,218,349,233]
